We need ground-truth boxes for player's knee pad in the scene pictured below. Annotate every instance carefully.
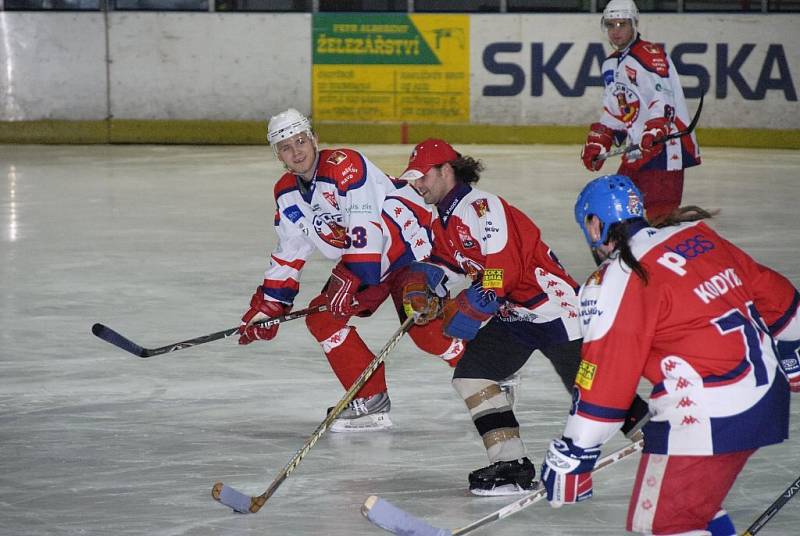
[452,378,524,460]
[306,296,348,342]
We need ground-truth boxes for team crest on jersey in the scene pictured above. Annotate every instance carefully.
[471,198,490,217]
[585,264,609,287]
[613,83,640,125]
[312,212,348,248]
[625,65,638,86]
[575,360,597,390]
[322,191,338,209]
[326,151,348,165]
[456,224,475,248]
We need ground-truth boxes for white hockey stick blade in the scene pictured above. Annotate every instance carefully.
[362,439,643,536]
[362,495,451,536]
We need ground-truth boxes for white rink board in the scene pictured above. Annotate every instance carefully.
[0,13,797,128]
[108,13,311,120]
[0,13,107,120]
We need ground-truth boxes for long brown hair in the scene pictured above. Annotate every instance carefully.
[610,205,718,283]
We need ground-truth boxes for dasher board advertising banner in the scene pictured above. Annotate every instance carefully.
[313,13,470,123]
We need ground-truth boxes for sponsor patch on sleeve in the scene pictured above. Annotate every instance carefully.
[575,360,597,390]
[283,204,303,223]
[482,269,504,288]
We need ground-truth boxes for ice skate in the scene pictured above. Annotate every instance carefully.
[468,457,538,496]
[329,391,392,433]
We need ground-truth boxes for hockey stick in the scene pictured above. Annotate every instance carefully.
[362,438,644,536]
[741,473,800,536]
[91,304,327,358]
[211,316,414,514]
[594,91,704,163]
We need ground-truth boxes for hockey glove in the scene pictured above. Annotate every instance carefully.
[581,123,616,172]
[777,339,800,393]
[402,262,448,325]
[238,286,289,344]
[640,116,670,158]
[541,437,600,508]
[326,262,361,317]
[442,281,499,341]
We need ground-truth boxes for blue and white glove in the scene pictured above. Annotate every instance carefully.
[541,437,601,508]
[777,339,800,393]
[442,281,499,341]
[401,262,448,325]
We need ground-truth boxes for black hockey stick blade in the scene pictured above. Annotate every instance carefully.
[92,323,147,357]
[595,90,704,162]
[92,304,327,358]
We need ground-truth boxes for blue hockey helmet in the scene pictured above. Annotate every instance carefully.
[574,175,644,248]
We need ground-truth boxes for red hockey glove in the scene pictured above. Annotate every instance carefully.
[326,262,361,316]
[581,123,615,172]
[238,286,289,344]
[639,117,670,160]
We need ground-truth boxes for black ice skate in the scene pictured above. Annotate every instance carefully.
[468,457,538,496]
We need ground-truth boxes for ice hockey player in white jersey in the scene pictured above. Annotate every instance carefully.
[541,175,800,535]
[581,0,701,224]
[237,109,464,432]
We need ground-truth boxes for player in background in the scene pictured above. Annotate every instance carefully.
[541,175,800,535]
[238,110,464,433]
[399,139,649,496]
[580,0,700,224]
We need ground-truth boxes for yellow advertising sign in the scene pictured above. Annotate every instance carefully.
[313,14,469,123]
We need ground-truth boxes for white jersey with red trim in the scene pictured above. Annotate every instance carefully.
[262,148,432,304]
[429,183,581,337]
[565,221,796,456]
[598,36,700,171]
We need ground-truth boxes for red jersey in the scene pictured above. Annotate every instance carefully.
[566,221,797,455]
[429,183,581,338]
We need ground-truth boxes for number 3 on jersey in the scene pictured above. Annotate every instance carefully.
[712,302,771,386]
[345,226,367,249]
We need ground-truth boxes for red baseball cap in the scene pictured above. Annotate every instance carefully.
[399,138,459,181]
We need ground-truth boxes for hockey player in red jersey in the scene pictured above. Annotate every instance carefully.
[238,110,463,432]
[541,175,800,535]
[399,139,649,496]
[581,0,700,223]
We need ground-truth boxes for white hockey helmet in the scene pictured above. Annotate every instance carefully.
[602,0,639,47]
[267,108,312,146]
